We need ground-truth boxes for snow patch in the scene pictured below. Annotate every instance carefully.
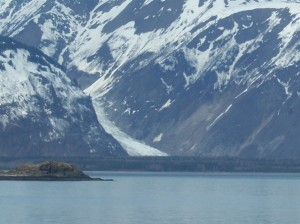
[143,0,155,7]
[277,78,292,102]
[208,104,233,129]
[160,78,173,94]
[158,99,174,112]
[153,133,164,142]
[235,88,249,99]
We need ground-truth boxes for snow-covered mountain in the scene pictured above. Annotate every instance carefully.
[0,35,127,157]
[1,0,300,158]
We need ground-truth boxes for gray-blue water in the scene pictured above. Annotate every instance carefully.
[1,172,300,224]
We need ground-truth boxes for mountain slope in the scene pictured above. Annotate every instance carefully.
[0,36,126,157]
[94,2,300,158]
[1,0,300,158]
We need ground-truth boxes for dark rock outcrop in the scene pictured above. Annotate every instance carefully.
[0,161,104,181]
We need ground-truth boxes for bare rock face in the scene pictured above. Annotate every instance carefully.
[0,161,100,180]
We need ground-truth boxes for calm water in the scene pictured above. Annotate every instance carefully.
[1,172,300,224]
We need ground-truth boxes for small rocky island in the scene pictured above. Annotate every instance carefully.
[0,161,105,181]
